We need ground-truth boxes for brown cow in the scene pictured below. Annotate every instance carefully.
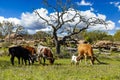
[23,46,36,55]
[37,45,55,65]
[22,45,37,64]
[76,44,101,65]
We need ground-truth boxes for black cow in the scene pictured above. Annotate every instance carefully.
[9,46,33,65]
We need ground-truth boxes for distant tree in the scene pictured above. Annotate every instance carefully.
[83,30,109,43]
[103,35,114,41]
[0,23,3,38]
[114,30,120,41]
[35,0,108,54]
[34,31,51,39]
[71,29,87,40]
[0,21,13,36]
[0,21,25,43]
[14,24,25,44]
[0,21,13,43]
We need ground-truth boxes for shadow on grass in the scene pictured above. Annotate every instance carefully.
[96,61,109,65]
[0,57,35,68]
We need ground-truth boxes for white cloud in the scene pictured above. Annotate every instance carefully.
[0,8,115,35]
[118,5,120,10]
[0,16,20,25]
[106,21,115,30]
[110,1,120,11]
[90,7,94,11]
[76,0,92,6]
[20,8,50,34]
[97,14,106,20]
[21,12,39,29]
[118,20,120,23]
[0,16,5,22]
[80,10,115,31]
[110,2,120,6]
[80,10,96,18]
[7,18,21,25]
[115,27,120,30]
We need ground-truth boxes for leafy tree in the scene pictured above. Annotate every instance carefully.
[103,35,113,41]
[83,30,109,43]
[114,30,120,41]
[34,31,51,39]
[35,0,108,54]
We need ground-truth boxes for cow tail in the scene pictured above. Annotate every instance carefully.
[8,48,12,56]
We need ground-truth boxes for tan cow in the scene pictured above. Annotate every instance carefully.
[76,44,101,65]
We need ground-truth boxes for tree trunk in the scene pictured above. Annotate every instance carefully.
[56,41,60,54]
[55,40,61,54]
[53,31,61,54]
[8,33,10,44]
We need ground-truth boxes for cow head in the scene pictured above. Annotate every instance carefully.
[76,55,83,61]
[47,57,55,64]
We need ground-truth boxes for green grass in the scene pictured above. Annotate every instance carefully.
[0,53,120,80]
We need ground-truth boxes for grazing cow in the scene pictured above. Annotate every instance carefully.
[37,45,55,65]
[9,46,33,65]
[76,44,101,65]
[23,46,37,63]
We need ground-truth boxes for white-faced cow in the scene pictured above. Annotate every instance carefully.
[37,45,55,65]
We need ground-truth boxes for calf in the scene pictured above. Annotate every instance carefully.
[71,54,79,65]
[9,46,32,65]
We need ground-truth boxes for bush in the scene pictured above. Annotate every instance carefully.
[2,42,11,48]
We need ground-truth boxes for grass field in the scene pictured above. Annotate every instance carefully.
[0,53,120,80]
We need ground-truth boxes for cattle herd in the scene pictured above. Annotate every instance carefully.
[8,43,102,66]
[8,44,55,65]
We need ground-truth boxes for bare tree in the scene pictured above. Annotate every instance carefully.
[0,21,25,44]
[35,0,108,54]
[0,21,13,43]
[14,24,24,44]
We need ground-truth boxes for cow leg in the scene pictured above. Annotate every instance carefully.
[23,59,27,65]
[18,57,20,65]
[90,56,94,65]
[84,54,87,65]
[28,59,31,65]
[28,57,32,65]
[22,58,24,65]
[43,57,46,65]
[38,56,42,64]
[11,56,14,65]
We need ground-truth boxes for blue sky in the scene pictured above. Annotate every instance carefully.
[0,0,41,18]
[0,0,120,35]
